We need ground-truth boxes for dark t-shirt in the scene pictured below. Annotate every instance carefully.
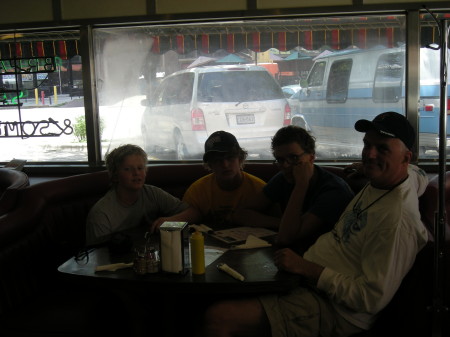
[263,165,355,234]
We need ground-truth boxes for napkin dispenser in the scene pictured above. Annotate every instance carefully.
[159,221,189,274]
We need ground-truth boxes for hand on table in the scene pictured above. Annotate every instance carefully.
[274,248,324,284]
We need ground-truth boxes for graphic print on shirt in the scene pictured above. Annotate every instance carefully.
[335,200,369,243]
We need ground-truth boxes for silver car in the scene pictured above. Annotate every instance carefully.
[141,65,291,159]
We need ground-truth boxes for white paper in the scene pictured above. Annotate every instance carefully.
[231,235,272,250]
[211,227,276,244]
[204,246,227,266]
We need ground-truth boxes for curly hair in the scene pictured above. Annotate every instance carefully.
[271,125,316,155]
[105,144,148,182]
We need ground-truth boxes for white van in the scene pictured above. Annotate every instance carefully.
[291,45,448,157]
[141,65,291,159]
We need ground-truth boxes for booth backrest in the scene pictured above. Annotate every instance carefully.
[0,168,29,215]
[419,172,450,242]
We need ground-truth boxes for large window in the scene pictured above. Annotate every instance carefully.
[93,15,410,161]
[0,30,85,162]
[1,13,448,164]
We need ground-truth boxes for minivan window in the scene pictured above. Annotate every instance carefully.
[326,59,352,103]
[307,61,326,87]
[373,52,404,102]
[197,71,283,102]
[154,73,194,105]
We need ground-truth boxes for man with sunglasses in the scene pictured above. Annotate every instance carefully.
[233,125,354,252]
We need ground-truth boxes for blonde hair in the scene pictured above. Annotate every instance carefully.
[105,144,148,183]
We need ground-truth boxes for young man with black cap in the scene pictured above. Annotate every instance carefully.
[182,130,266,227]
[200,112,428,337]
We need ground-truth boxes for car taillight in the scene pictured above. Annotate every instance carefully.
[448,99,450,114]
[424,104,434,112]
[191,108,206,131]
[283,103,291,126]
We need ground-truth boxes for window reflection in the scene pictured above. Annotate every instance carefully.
[94,15,411,161]
[0,31,85,162]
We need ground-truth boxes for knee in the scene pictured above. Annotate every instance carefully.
[204,301,229,325]
[202,301,233,336]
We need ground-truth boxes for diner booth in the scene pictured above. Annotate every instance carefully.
[0,1,449,336]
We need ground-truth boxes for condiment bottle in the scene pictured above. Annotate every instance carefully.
[190,230,205,275]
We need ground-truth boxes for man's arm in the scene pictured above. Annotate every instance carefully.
[85,210,112,246]
[274,247,324,284]
[150,206,201,233]
[276,162,324,246]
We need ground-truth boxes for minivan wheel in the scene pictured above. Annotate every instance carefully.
[174,133,188,160]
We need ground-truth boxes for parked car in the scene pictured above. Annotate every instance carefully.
[292,45,449,157]
[282,84,301,98]
[141,65,291,159]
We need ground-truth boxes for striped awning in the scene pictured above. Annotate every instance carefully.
[150,27,406,54]
[0,39,79,60]
[147,15,444,54]
[0,13,446,59]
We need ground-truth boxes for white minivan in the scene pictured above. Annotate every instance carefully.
[141,65,291,160]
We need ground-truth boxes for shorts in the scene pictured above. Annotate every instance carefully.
[259,287,364,337]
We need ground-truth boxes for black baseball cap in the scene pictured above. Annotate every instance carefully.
[354,111,415,150]
[203,131,240,162]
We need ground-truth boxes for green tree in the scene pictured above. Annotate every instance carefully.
[73,115,104,142]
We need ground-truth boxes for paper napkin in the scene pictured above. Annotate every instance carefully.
[95,262,133,272]
[231,235,272,250]
[190,224,213,233]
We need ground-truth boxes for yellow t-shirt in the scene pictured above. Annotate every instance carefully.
[183,171,265,227]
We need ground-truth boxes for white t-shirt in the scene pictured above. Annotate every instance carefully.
[86,185,188,245]
[304,165,429,329]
